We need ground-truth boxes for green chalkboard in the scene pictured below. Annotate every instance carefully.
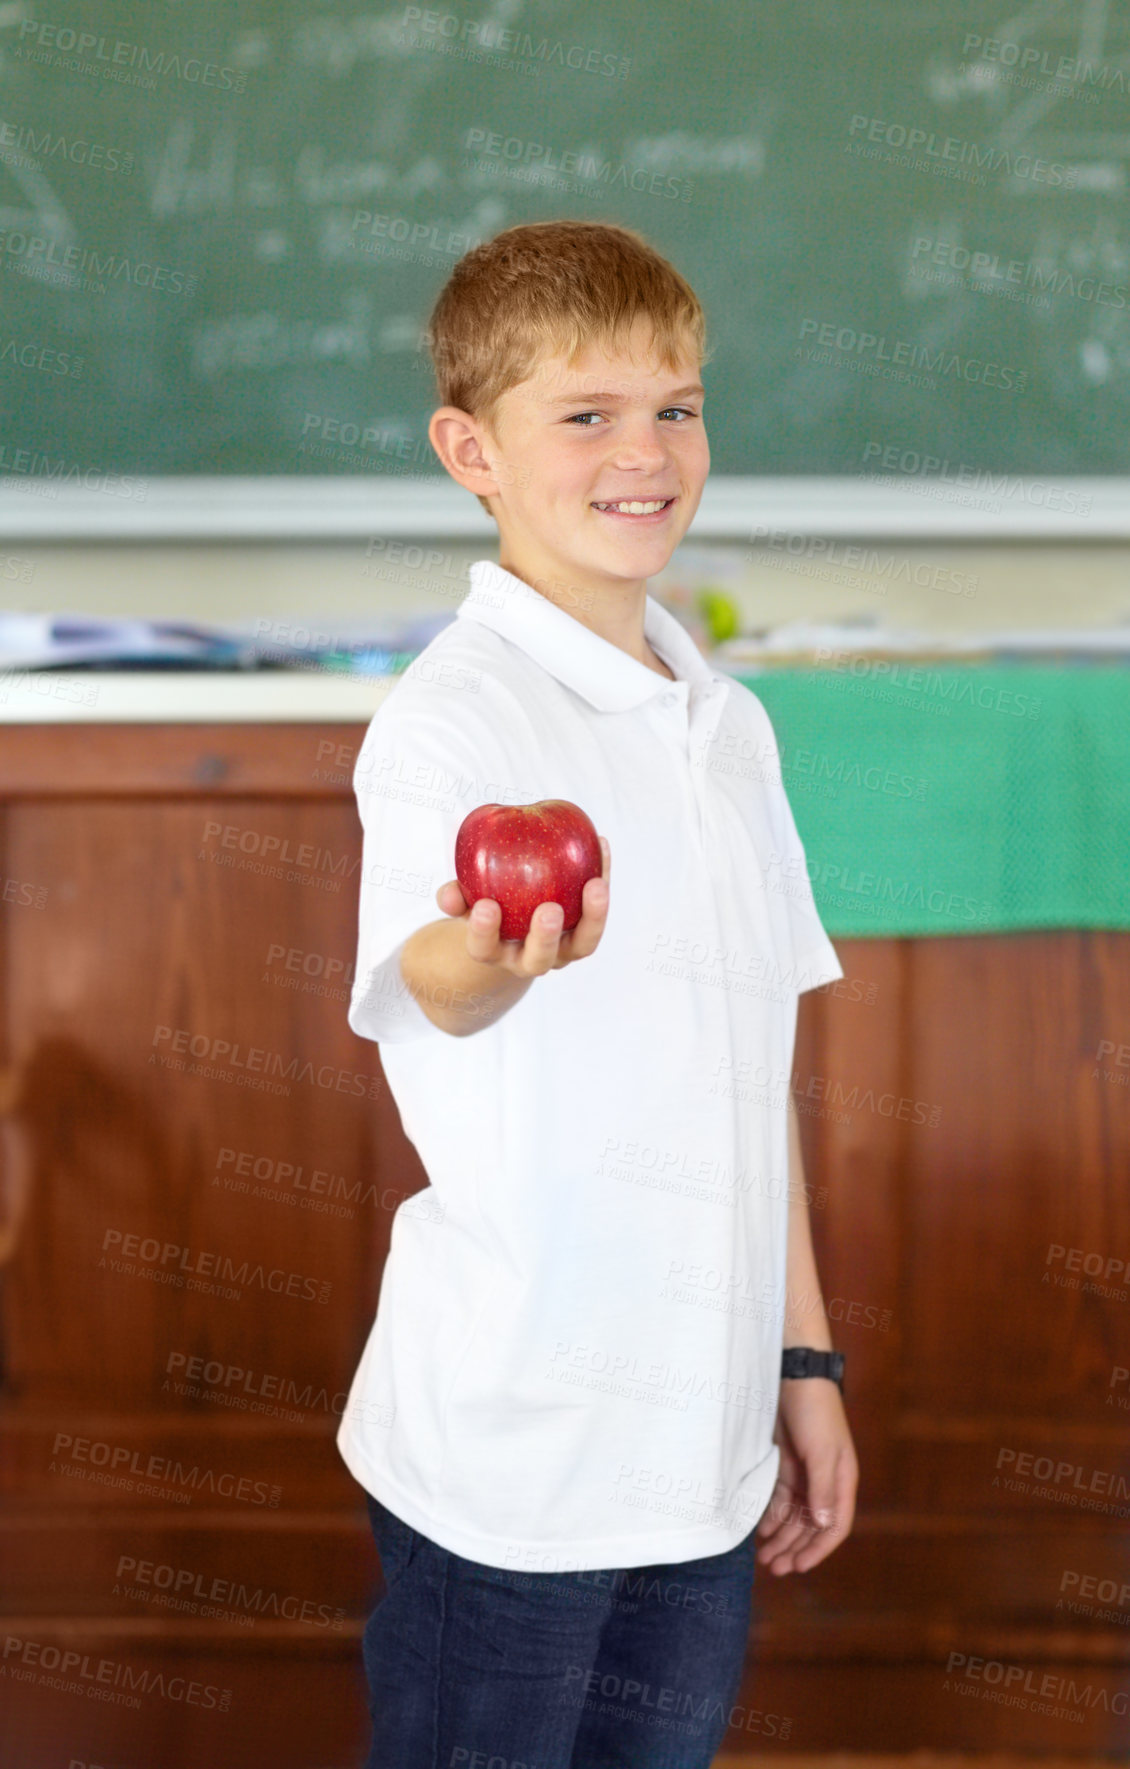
[2,0,1129,479]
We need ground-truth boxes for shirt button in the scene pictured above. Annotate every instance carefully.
[662,692,677,707]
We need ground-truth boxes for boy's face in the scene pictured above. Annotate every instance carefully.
[435,315,709,604]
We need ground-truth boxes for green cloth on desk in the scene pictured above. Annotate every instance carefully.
[742,665,1129,937]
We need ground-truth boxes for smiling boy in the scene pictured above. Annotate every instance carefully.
[338,220,858,1769]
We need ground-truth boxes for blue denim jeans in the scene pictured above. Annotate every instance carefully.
[361,1492,758,1769]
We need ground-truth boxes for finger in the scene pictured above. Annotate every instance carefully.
[755,1448,802,1538]
[755,1510,794,1551]
[571,872,611,948]
[813,1453,858,1547]
[754,1481,797,1542]
[774,1535,822,1575]
[516,901,565,973]
[805,1470,839,1535]
[789,1526,838,1574]
[767,1458,855,1573]
[437,878,469,916]
[789,1503,850,1573]
[464,896,503,962]
[757,1512,808,1568]
[755,1492,810,1566]
[557,857,610,962]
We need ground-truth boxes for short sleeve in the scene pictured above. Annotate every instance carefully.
[742,689,844,995]
[771,778,844,992]
[346,685,520,1045]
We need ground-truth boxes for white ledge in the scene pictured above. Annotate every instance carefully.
[0,476,1127,539]
[0,669,395,723]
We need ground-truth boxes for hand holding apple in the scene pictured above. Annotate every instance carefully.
[454,799,603,941]
[434,801,610,978]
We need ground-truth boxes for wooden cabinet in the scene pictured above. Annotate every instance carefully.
[1,724,1127,1764]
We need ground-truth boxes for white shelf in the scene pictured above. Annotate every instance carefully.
[1,476,1128,539]
[0,669,395,723]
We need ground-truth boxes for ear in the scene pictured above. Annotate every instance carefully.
[428,407,503,503]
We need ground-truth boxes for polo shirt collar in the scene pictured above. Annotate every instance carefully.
[458,558,725,713]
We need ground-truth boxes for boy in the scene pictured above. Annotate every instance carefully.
[338,220,858,1769]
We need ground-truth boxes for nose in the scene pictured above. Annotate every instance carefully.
[604,416,672,471]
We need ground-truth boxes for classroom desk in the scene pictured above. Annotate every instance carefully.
[0,669,1127,1761]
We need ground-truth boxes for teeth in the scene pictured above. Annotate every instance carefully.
[594,499,670,514]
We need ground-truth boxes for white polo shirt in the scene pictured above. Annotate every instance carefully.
[336,557,842,1572]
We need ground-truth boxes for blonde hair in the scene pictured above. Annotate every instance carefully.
[425,220,711,516]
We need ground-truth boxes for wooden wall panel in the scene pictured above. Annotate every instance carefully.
[742,930,1130,1755]
[2,795,401,1409]
[0,728,419,1769]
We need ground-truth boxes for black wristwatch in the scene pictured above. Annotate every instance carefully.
[781,1346,845,1394]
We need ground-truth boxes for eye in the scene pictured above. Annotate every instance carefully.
[564,406,700,426]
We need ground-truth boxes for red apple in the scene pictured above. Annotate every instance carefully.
[454,799,602,942]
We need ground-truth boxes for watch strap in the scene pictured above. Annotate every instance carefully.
[781,1346,845,1392]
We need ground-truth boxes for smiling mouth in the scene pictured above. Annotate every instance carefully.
[590,497,677,517]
